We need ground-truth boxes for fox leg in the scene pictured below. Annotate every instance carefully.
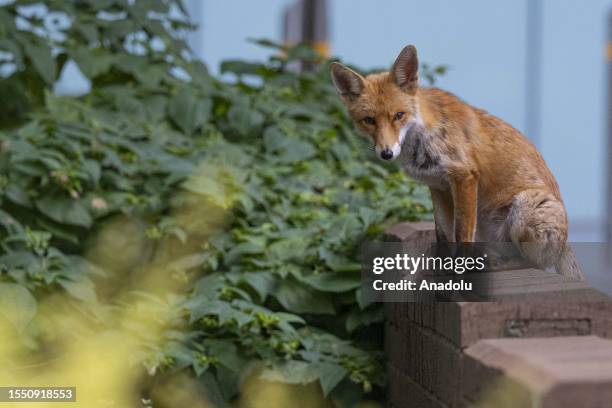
[505,189,585,280]
[449,174,478,242]
[429,187,454,242]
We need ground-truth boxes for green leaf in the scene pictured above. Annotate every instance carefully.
[70,47,114,78]
[83,159,101,185]
[319,248,361,272]
[267,237,309,262]
[193,274,225,298]
[201,372,227,407]
[0,283,36,331]
[216,365,241,402]
[224,242,265,265]
[346,306,384,332]
[274,278,334,315]
[298,272,361,293]
[58,278,98,303]
[168,89,212,134]
[263,126,316,163]
[316,362,348,396]
[35,195,93,228]
[187,299,230,323]
[239,272,275,301]
[227,104,264,137]
[5,183,32,207]
[275,312,305,333]
[22,41,56,84]
[204,340,247,373]
[220,60,269,76]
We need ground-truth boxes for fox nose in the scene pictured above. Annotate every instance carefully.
[380,149,394,161]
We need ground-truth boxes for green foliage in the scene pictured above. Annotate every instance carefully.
[0,0,434,405]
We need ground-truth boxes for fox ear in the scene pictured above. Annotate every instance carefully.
[392,45,419,91]
[330,62,364,99]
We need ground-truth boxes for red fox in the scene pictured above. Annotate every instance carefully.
[330,45,585,281]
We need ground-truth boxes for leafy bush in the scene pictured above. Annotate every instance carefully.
[0,0,433,405]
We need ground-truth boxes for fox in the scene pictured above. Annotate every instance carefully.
[330,45,585,281]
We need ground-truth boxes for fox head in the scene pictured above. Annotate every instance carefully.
[330,45,421,161]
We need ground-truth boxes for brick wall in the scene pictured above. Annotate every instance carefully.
[384,222,612,408]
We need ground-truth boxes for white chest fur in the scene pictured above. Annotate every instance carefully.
[398,126,449,190]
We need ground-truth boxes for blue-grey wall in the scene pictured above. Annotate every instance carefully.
[189,0,292,72]
[539,0,609,237]
[170,0,612,240]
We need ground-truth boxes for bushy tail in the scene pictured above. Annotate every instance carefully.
[554,246,586,282]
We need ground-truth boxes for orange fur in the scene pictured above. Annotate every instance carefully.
[330,45,585,280]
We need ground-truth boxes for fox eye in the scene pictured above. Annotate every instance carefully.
[362,116,376,126]
[394,112,405,121]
